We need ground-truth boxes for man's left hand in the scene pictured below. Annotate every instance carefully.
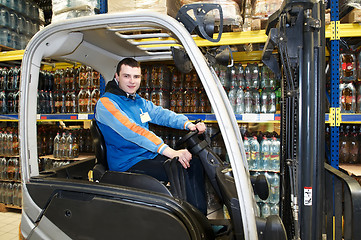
[188,122,206,134]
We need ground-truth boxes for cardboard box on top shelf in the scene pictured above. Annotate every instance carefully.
[107,0,182,18]
[325,8,331,25]
[341,8,361,23]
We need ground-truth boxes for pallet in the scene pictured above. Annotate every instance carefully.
[341,8,361,24]
[251,18,268,31]
[0,44,16,52]
[0,203,21,212]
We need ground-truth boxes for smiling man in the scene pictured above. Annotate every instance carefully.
[94,58,207,214]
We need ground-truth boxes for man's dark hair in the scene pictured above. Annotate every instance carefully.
[116,58,140,75]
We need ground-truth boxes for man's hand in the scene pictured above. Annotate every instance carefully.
[188,121,206,134]
[162,147,191,169]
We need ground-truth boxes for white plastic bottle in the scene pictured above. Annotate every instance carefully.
[270,203,279,215]
[243,136,252,169]
[244,90,252,113]
[261,202,271,218]
[60,132,67,159]
[260,136,271,171]
[53,132,61,158]
[0,131,3,156]
[270,137,280,171]
[66,133,74,159]
[269,173,280,204]
[235,87,245,114]
[250,136,260,170]
[228,86,238,112]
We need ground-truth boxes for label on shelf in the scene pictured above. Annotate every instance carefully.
[242,114,259,122]
[78,114,89,120]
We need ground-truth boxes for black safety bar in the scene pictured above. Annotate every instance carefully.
[324,163,361,240]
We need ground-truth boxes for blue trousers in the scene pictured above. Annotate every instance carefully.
[127,154,207,215]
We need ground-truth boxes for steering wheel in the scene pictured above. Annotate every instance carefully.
[175,130,199,149]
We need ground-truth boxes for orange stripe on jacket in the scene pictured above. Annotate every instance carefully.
[100,97,162,145]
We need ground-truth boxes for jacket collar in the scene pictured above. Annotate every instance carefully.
[105,79,137,100]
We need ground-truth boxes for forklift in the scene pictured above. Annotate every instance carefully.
[18,1,361,239]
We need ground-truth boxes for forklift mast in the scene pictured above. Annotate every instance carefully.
[262,0,325,239]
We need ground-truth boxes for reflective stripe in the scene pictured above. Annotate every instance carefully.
[157,143,166,153]
[184,120,191,129]
[100,97,162,145]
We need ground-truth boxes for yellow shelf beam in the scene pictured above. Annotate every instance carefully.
[0,50,25,61]
[0,23,360,62]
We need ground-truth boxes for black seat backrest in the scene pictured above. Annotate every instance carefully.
[90,119,108,170]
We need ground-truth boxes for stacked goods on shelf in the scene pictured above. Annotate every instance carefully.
[0,157,20,181]
[243,132,280,171]
[336,124,361,164]
[139,65,211,113]
[331,48,361,113]
[0,124,21,208]
[37,124,93,160]
[37,65,100,114]
[0,66,20,114]
[0,127,19,157]
[339,50,357,113]
[0,181,21,208]
[108,0,182,18]
[51,0,99,23]
[0,0,43,49]
[246,0,282,31]
[241,126,280,217]
[217,63,280,114]
[252,171,280,217]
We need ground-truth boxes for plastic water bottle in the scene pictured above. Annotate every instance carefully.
[243,137,252,169]
[0,132,3,156]
[228,86,238,112]
[60,132,67,158]
[252,91,260,113]
[260,136,271,171]
[53,132,61,158]
[72,134,79,158]
[270,137,280,171]
[0,91,7,114]
[260,91,268,113]
[250,136,260,170]
[270,203,279,215]
[91,88,100,112]
[235,87,244,114]
[237,64,245,89]
[269,173,280,204]
[340,82,356,113]
[261,202,271,218]
[244,90,252,113]
[269,91,276,113]
[245,64,252,89]
[66,133,74,159]
[229,66,238,89]
[251,64,260,90]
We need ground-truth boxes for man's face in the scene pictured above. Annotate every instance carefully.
[115,64,141,94]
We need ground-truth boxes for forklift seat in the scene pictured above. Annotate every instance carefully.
[90,118,108,180]
[90,119,172,196]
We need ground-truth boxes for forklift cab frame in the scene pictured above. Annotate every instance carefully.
[19,11,282,240]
